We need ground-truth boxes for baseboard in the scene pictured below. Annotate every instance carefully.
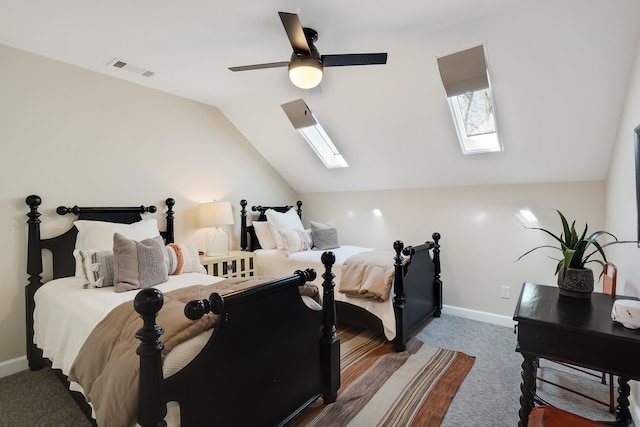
[442,304,515,328]
[0,356,28,379]
[630,390,640,425]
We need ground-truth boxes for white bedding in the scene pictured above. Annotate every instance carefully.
[254,246,398,340]
[33,272,223,377]
[34,271,322,426]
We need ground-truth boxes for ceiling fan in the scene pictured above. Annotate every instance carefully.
[228,11,388,89]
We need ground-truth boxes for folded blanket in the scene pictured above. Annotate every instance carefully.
[339,251,397,301]
[69,276,274,427]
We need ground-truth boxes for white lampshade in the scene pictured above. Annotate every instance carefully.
[288,56,323,89]
[199,201,234,227]
[199,201,234,256]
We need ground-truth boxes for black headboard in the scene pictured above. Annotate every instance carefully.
[27,196,175,281]
[239,199,302,251]
[25,195,175,369]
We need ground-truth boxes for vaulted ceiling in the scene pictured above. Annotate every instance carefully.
[2,0,639,192]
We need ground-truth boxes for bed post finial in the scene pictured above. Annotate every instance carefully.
[240,200,248,251]
[393,240,407,352]
[164,198,175,244]
[320,251,340,404]
[26,195,46,369]
[296,200,303,219]
[26,195,43,281]
[134,288,167,427]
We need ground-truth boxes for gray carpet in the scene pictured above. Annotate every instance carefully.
[418,314,621,426]
[0,367,92,427]
[0,314,626,426]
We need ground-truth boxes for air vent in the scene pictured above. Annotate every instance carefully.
[107,58,155,78]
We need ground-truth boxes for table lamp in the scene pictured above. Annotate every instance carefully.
[199,201,234,256]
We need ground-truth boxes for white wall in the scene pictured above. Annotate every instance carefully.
[605,36,640,417]
[0,44,296,364]
[299,181,607,319]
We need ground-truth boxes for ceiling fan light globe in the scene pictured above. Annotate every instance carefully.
[288,57,323,89]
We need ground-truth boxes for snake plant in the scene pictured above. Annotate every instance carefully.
[517,210,631,277]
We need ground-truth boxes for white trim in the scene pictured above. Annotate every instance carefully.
[443,304,515,328]
[630,389,640,425]
[0,356,28,379]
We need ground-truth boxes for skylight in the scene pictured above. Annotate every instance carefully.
[437,44,503,155]
[298,122,348,168]
[281,99,348,168]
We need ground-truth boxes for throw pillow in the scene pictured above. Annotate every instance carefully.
[310,220,340,250]
[113,233,168,293]
[74,249,115,288]
[279,228,313,256]
[165,243,206,275]
[73,218,160,278]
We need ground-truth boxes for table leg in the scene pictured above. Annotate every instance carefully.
[599,376,632,426]
[613,376,631,426]
[519,353,537,427]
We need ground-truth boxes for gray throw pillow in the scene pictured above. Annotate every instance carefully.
[113,233,168,293]
[310,221,340,250]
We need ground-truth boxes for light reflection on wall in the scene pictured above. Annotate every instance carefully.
[473,212,487,223]
[515,208,538,226]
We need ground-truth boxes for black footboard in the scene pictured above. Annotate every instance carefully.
[393,233,442,351]
[136,253,340,427]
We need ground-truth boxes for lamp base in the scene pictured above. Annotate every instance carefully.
[205,228,229,257]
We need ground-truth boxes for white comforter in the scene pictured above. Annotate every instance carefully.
[254,246,398,340]
[33,271,322,426]
[33,272,223,377]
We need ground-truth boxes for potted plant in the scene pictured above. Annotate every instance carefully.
[517,210,632,298]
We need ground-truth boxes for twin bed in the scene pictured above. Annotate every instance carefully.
[25,195,339,427]
[239,199,443,352]
[24,195,443,426]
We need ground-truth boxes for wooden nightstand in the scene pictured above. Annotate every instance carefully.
[199,251,255,278]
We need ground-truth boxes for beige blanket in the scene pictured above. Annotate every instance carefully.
[68,276,274,427]
[339,251,397,301]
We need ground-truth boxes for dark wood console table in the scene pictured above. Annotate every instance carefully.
[514,282,640,427]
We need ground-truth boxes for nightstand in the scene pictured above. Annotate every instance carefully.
[199,251,255,278]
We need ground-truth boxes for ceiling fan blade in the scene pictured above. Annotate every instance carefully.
[322,53,388,67]
[278,12,311,55]
[228,61,289,72]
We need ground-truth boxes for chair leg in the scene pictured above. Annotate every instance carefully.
[608,373,615,414]
[536,360,615,413]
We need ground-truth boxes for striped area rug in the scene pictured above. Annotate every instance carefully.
[290,326,475,426]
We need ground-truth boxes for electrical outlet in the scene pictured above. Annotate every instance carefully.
[501,285,510,299]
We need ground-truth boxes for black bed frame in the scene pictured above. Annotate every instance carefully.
[25,195,340,427]
[239,199,442,352]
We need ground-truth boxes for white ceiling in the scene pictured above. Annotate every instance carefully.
[2,0,639,193]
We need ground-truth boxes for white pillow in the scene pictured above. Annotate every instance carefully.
[252,221,277,249]
[279,229,313,256]
[74,219,160,250]
[265,208,304,250]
